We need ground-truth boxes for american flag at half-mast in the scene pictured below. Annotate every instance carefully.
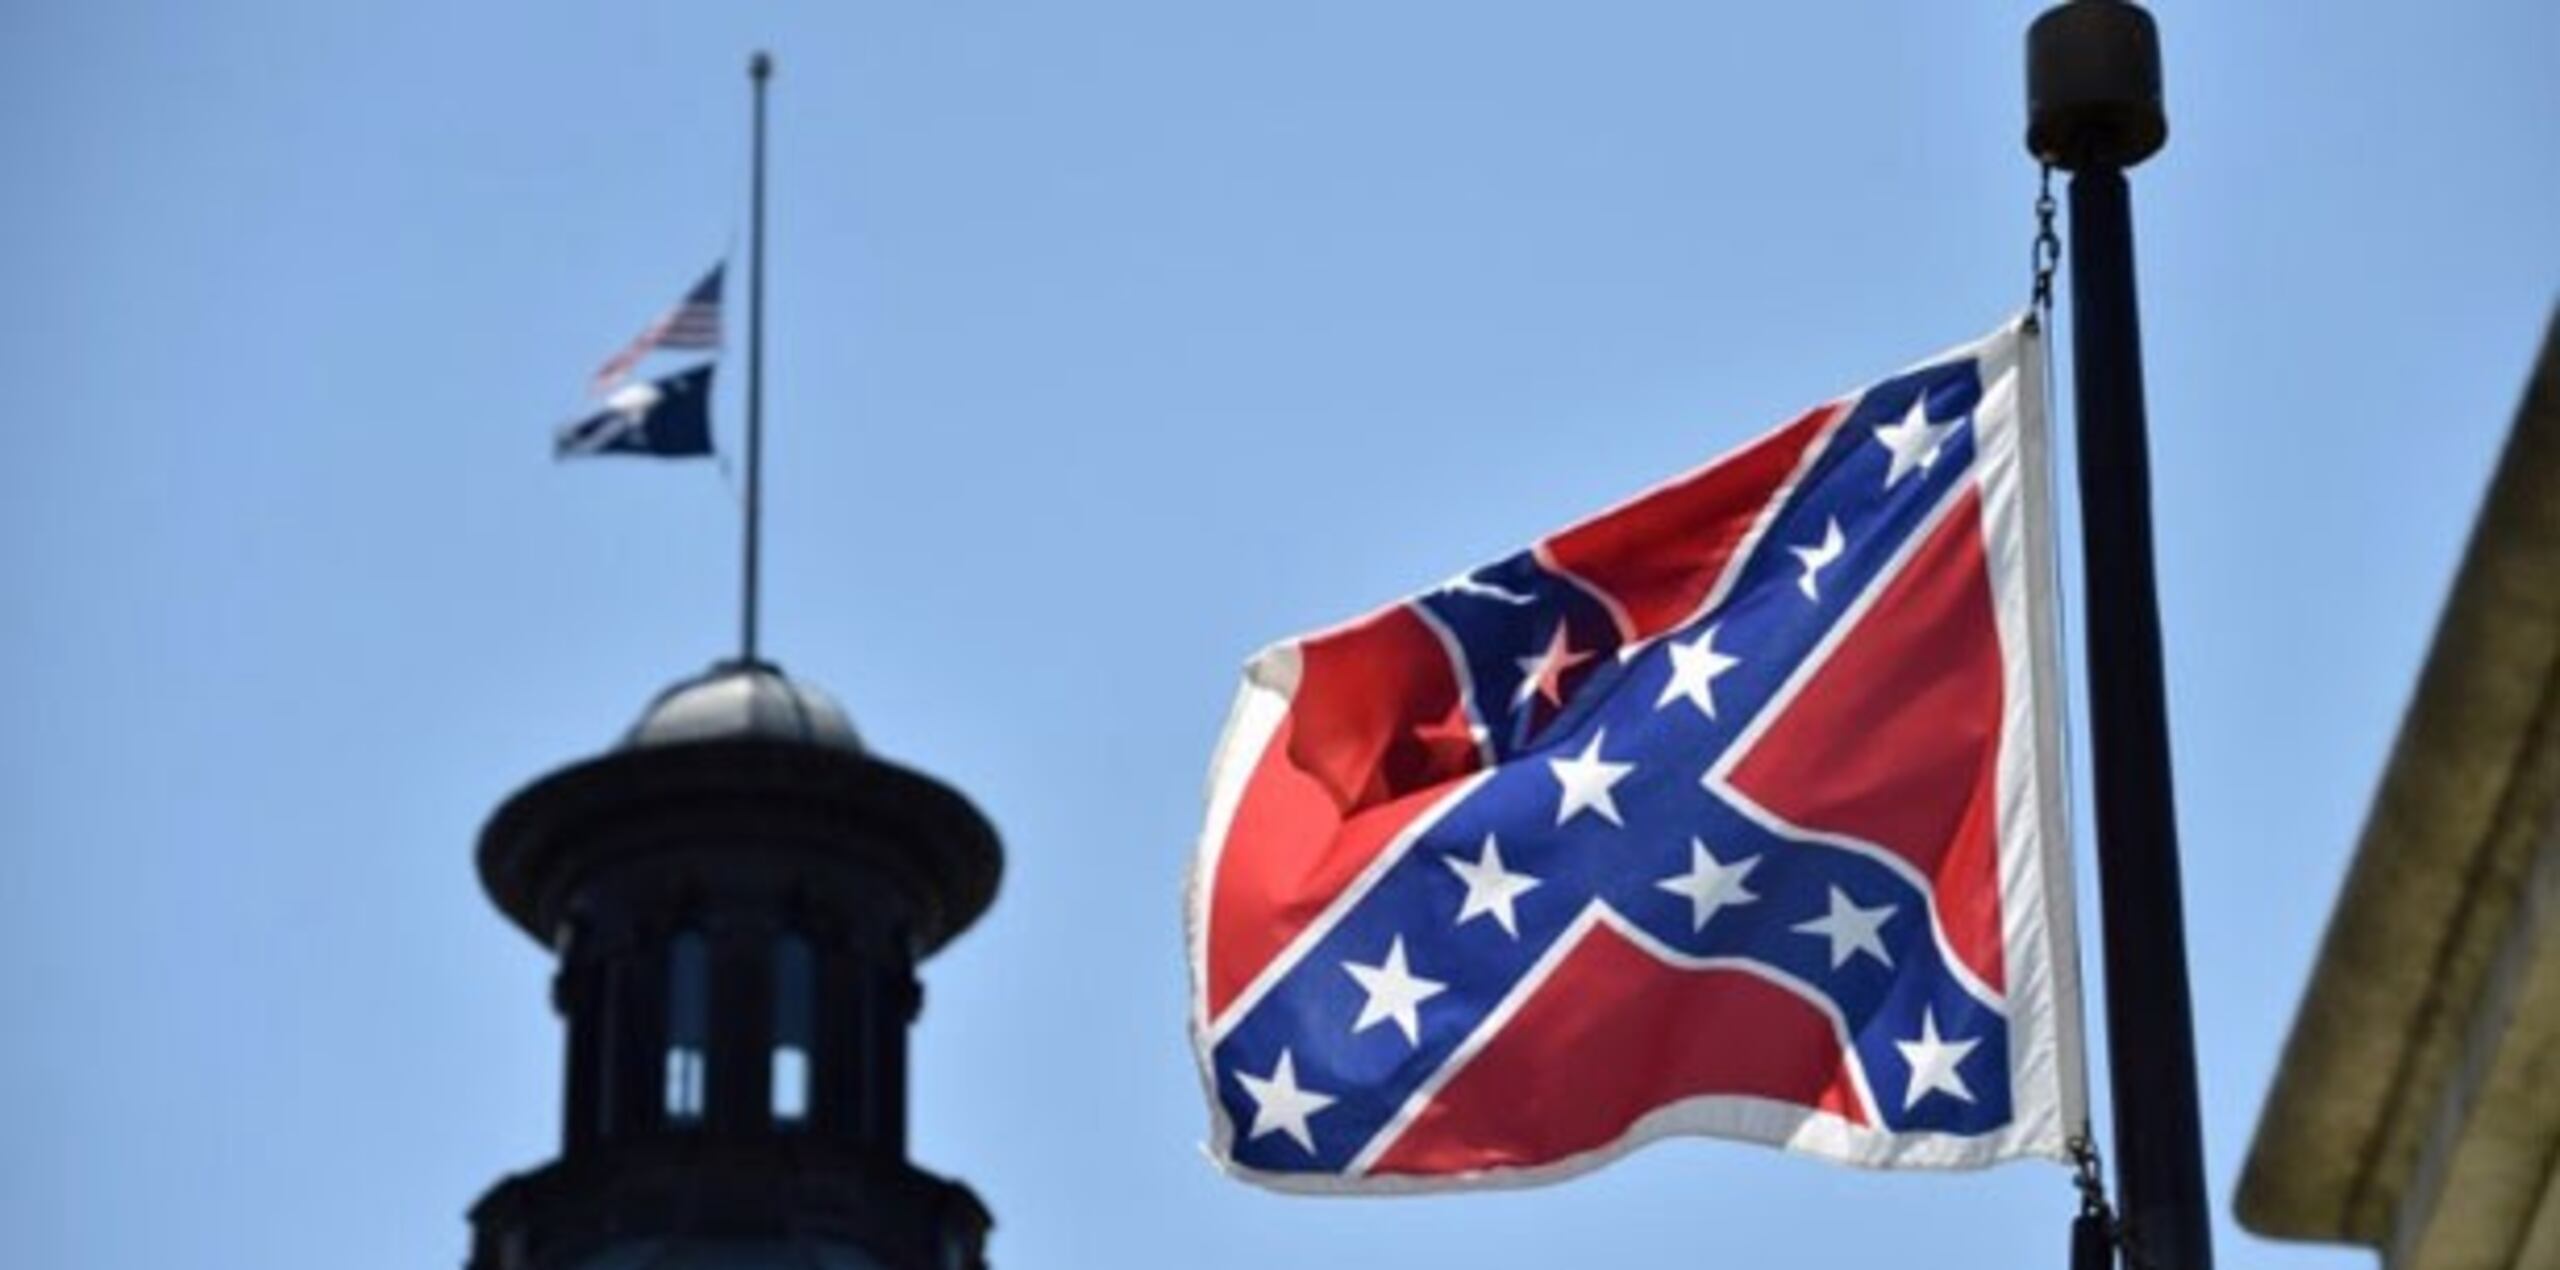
[590,263,725,397]
[1188,316,2086,1190]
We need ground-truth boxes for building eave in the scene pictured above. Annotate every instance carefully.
[2235,309,2560,1267]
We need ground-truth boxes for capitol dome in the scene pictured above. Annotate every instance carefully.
[620,659,862,754]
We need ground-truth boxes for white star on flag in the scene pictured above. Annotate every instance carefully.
[1549,729,1635,827]
[1874,396,1960,489]
[1343,936,1448,1046]
[1236,1049,1336,1154]
[1894,1008,1980,1110]
[1792,885,1897,969]
[1444,835,1541,937]
[1792,517,1845,601]
[1512,622,1594,708]
[1656,838,1762,931]
[1657,623,1741,719]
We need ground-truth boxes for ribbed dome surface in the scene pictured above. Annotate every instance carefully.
[621,660,862,754]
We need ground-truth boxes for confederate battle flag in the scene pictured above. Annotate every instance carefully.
[1188,317,2087,1190]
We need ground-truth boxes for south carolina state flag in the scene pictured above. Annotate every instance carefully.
[1188,317,2086,1191]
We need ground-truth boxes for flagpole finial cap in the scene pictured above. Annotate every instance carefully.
[750,50,773,81]
[2025,0,2166,170]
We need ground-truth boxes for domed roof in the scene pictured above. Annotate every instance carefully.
[621,660,863,754]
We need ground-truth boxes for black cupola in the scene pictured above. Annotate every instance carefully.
[466,660,1003,1270]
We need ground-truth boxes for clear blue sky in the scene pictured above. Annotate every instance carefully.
[3,2,2553,1266]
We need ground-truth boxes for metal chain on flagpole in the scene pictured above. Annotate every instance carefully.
[2069,1130,2157,1270]
[2029,163,2063,328]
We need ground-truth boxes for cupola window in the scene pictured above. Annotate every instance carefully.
[771,931,815,1123]
[664,929,710,1122]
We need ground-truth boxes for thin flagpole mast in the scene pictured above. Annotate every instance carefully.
[741,50,772,665]
[2026,4,2211,1269]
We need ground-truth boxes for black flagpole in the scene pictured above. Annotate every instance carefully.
[2026,4,2210,1269]
[742,50,772,665]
